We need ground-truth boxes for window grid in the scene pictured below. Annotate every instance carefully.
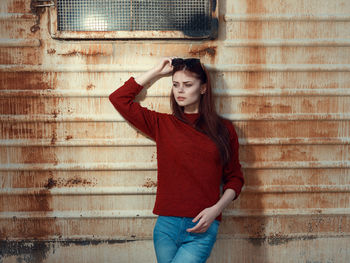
[57,0,211,33]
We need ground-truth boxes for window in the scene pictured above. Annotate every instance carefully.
[49,0,218,39]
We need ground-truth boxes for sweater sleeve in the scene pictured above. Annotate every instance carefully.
[222,122,244,200]
[109,77,159,141]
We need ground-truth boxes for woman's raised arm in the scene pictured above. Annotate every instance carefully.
[108,58,173,141]
[134,57,173,86]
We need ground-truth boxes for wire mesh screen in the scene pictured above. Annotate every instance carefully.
[57,0,212,35]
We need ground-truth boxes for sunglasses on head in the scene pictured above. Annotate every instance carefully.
[171,58,201,68]
[171,58,207,83]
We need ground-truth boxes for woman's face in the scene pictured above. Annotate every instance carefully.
[172,70,206,114]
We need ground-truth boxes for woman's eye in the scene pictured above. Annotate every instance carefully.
[172,83,192,88]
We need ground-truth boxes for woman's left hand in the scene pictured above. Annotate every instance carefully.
[186,205,221,233]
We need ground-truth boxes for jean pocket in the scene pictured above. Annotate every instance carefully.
[207,220,220,236]
[189,220,220,238]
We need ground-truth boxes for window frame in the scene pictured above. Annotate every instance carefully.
[48,0,218,40]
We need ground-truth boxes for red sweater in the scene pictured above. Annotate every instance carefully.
[109,77,244,221]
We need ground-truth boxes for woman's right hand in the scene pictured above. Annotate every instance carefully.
[152,57,174,76]
[134,57,174,87]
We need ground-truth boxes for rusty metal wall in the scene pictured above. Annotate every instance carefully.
[1,0,350,262]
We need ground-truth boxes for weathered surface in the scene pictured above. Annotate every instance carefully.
[0,0,349,262]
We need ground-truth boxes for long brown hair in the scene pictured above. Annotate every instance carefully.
[170,59,232,167]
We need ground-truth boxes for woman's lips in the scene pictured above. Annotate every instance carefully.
[177,97,186,101]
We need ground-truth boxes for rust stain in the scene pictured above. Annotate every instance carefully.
[245,0,266,99]
[50,130,57,145]
[0,123,75,141]
[242,218,266,238]
[60,239,138,246]
[58,50,107,57]
[44,176,96,189]
[44,177,57,189]
[151,152,156,162]
[302,98,314,112]
[280,147,318,162]
[20,13,37,19]
[248,234,318,246]
[143,178,157,188]
[239,120,343,140]
[87,84,95,90]
[239,100,292,114]
[0,240,52,263]
[65,177,94,187]
[260,103,292,114]
[0,73,54,90]
[65,135,73,140]
[1,217,58,240]
[8,188,53,212]
[244,47,269,64]
[224,215,350,237]
[0,238,138,260]
[1,72,60,242]
[0,48,41,65]
[0,98,39,115]
[51,109,59,119]
[8,0,29,13]
[47,48,56,55]
[189,46,217,57]
[20,147,58,165]
[307,217,325,233]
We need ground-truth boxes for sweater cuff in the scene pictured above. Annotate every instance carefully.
[129,76,144,89]
[223,177,244,200]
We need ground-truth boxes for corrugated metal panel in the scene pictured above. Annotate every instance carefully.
[0,0,349,262]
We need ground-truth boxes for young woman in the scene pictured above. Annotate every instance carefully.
[109,57,244,263]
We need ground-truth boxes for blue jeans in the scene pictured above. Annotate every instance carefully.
[153,215,220,263]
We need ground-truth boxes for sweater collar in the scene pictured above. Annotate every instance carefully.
[183,112,200,123]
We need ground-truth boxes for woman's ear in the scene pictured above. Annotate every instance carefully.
[200,83,207,94]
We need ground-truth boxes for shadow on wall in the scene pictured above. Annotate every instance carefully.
[211,77,267,263]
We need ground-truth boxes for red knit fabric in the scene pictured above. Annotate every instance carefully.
[109,77,244,221]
